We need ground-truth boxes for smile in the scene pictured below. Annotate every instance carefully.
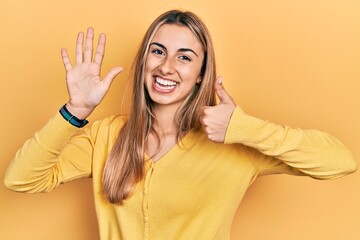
[153,76,178,93]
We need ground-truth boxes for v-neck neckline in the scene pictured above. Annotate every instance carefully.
[144,128,198,165]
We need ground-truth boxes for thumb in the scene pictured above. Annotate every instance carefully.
[214,76,234,105]
[102,66,123,88]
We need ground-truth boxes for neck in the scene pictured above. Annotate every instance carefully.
[151,103,180,135]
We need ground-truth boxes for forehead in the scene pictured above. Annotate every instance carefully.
[151,24,203,52]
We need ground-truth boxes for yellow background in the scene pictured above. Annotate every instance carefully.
[1,0,359,239]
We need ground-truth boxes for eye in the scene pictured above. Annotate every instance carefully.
[151,49,165,55]
[179,55,192,62]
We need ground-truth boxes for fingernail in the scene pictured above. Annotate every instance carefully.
[217,76,223,84]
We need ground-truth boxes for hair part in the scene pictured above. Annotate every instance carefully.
[102,9,217,204]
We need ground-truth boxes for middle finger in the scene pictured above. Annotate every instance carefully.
[84,27,94,63]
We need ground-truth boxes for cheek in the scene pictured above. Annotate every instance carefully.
[144,59,152,74]
[182,64,202,81]
[145,55,160,73]
[186,56,204,80]
[144,58,154,89]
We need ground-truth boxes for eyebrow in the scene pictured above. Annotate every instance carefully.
[149,42,199,57]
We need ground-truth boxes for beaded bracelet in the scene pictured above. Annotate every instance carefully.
[59,104,89,128]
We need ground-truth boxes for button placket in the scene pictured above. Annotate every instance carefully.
[142,162,154,239]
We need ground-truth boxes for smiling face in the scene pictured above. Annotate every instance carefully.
[144,24,205,110]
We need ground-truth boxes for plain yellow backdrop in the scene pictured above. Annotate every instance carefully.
[1,0,359,239]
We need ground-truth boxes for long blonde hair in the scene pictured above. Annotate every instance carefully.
[102,10,217,204]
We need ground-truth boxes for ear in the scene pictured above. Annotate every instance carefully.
[196,77,202,84]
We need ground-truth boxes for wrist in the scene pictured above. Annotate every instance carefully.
[65,102,94,120]
[59,104,89,128]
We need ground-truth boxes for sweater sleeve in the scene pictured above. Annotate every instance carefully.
[3,112,96,193]
[225,106,357,179]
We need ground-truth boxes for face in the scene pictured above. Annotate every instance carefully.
[144,24,204,109]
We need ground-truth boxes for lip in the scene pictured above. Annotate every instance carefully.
[153,75,179,84]
[152,75,178,94]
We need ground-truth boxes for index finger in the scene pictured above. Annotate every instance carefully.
[94,33,106,66]
[61,48,72,71]
[75,32,84,64]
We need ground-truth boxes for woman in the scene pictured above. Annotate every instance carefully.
[4,10,357,240]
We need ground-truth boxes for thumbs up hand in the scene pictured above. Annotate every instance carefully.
[200,77,237,143]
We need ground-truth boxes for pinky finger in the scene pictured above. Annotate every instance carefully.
[61,48,72,71]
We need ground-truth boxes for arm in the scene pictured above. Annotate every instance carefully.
[4,113,94,192]
[225,106,357,179]
[4,27,123,191]
[200,77,357,179]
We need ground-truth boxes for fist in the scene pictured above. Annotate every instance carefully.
[200,77,236,143]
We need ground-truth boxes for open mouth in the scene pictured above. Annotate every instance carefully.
[153,76,178,92]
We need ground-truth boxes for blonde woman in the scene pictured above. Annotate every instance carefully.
[4,10,357,240]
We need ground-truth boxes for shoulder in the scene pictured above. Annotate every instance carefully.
[86,115,128,141]
[92,115,128,129]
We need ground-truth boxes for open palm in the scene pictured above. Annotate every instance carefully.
[61,27,123,119]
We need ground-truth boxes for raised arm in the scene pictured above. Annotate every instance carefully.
[4,28,123,192]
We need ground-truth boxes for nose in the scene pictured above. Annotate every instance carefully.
[158,56,175,75]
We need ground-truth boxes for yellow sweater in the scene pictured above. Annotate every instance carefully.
[4,106,357,240]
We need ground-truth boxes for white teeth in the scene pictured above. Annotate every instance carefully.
[155,77,177,86]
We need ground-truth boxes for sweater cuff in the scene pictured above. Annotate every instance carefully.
[36,112,82,149]
[225,106,268,144]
